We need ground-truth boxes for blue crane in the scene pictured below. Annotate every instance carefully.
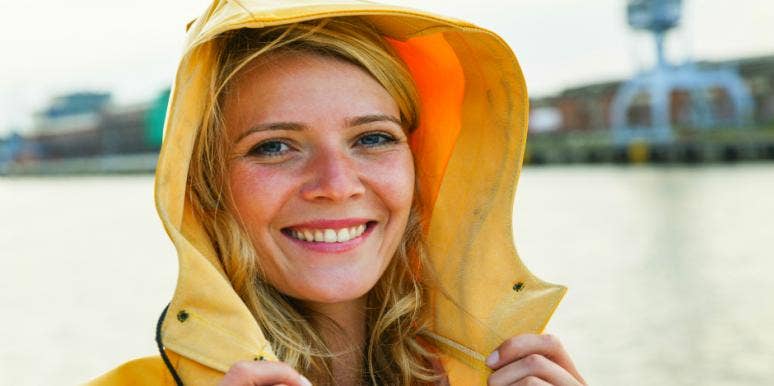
[611,0,753,145]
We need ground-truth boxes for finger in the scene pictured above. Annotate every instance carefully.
[217,361,312,386]
[486,334,584,383]
[512,376,551,386]
[488,354,580,386]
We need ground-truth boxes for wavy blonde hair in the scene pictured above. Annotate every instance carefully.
[187,17,439,385]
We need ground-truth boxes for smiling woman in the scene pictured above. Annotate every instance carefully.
[187,21,431,384]
[88,1,582,386]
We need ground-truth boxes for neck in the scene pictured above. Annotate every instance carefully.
[305,296,368,386]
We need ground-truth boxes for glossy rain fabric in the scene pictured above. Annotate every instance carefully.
[89,1,565,384]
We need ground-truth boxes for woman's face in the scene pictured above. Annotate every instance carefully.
[223,52,415,305]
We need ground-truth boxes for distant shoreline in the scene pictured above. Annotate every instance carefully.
[0,153,157,176]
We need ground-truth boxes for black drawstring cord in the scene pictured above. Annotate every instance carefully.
[156,304,185,386]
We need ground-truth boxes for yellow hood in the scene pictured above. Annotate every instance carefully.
[154,1,566,384]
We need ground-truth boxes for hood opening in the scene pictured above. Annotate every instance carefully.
[153,3,566,383]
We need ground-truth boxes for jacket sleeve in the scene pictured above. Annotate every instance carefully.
[86,356,172,386]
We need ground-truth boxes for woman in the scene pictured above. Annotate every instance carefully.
[90,1,584,385]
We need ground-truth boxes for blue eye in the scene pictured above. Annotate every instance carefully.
[249,140,290,157]
[357,132,395,147]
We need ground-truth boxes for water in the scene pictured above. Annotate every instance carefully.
[515,165,774,386]
[1,165,773,385]
[0,176,177,385]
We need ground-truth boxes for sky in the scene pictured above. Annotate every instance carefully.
[1,0,773,135]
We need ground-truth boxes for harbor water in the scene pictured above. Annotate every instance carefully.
[1,164,773,385]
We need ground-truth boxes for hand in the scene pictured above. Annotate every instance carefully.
[217,360,313,386]
[485,334,586,386]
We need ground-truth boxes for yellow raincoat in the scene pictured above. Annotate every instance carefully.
[89,1,565,384]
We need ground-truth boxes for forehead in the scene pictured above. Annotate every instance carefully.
[220,51,400,136]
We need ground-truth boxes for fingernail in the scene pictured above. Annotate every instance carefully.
[300,375,313,386]
[485,350,499,368]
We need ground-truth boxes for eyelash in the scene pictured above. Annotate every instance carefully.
[248,140,291,158]
[356,131,397,147]
[246,132,399,159]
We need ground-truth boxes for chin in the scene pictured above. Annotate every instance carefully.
[289,269,381,304]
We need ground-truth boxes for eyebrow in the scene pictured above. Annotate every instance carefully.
[234,114,402,144]
[346,114,402,128]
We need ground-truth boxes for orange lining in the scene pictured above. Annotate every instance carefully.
[387,33,465,228]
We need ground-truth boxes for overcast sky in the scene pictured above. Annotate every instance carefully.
[2,0,773,135]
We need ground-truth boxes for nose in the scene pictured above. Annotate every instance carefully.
[300,149,365,202]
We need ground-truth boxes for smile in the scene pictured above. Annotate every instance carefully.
[288,224,366,243]
[282,220,376,245]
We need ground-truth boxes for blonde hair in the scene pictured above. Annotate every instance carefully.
[188,17,439,385]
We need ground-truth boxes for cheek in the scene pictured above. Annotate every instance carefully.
[227,164,292,233]
[365,150,415,214]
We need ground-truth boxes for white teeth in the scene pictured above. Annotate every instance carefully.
[288,224,369,243]
[337,228,350,242]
